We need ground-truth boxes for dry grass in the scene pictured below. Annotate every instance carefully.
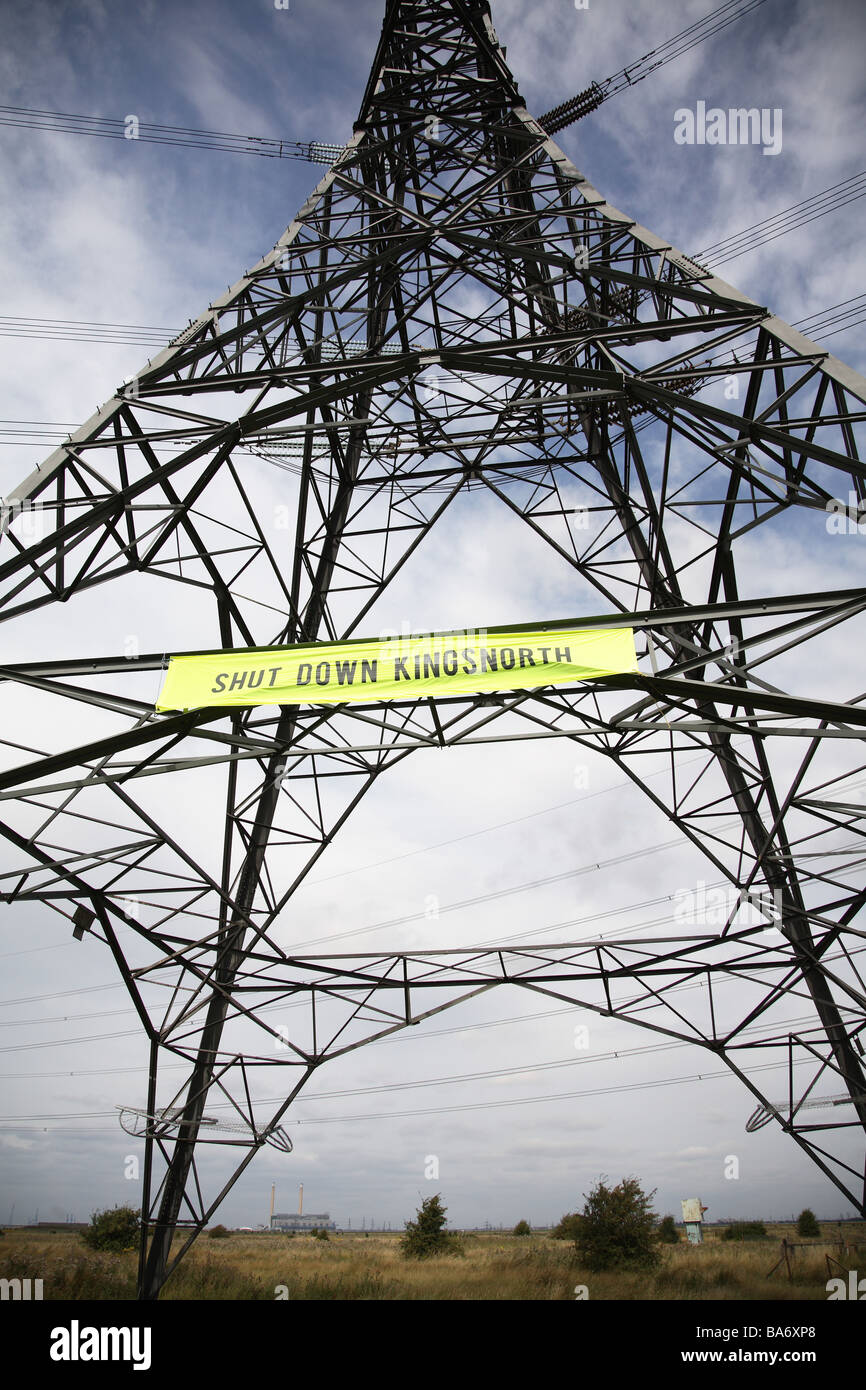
[1,1224,863,1300]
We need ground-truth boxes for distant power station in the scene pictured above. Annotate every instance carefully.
[270,1212,336,1233]
[269,1183,335,1233]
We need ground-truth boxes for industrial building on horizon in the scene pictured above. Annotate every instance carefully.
[270,1211,336,1232]
[269,1182,336,1232]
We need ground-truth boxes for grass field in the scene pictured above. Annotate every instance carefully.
[2,1223,864,1300]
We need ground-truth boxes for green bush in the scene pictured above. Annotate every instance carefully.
[721,1220,768,1241]
[658,1215,680,1244]
[400,1194,460,1259]
[551,1211,582,1241]
[571,1177,661,1272]
[796,1209,821,1238]
[81,1205,140,1253]
[311,1227,330,1241]
[512,1219,532,1237]
[208,1224,230,1239]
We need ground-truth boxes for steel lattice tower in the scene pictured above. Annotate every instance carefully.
[1,0,864,1300]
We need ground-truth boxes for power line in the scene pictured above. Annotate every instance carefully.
[3,268,862,363]
[539,0,769,132]
[1,753,860,1006]
[0,981,126,1009]
[265,822,751,955]
[1,283,862,450]
[0,1027,142,1054]
[0,105,343,164]
[0,738,749,973]
[275,825,866,955]
[794,294,866,343]
[0,4,766,175]
[601,0,770,98]
[0,867,760,1035]
[1,915,858,1059]
[0,1059,797,1129]
[0,1006,132,1029]
[0,316,178,348]
[0,165,862,380]
[0,873,712,1027]
[0,1011,821,1118]
[695,171,866,268]
[290,1059,790,1125]
[616,295,866,446]
[0,867,816,1047]
[0,1004,823,1080]
[0,883,726,1032]
[287,1017,823,1103]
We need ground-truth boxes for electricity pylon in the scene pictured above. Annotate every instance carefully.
[1,0,864,1300]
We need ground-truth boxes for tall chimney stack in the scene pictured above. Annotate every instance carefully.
[298,1184,304,1216]
[270,1184,275,1221]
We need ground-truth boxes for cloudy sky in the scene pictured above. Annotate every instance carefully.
[0,0,864,1243]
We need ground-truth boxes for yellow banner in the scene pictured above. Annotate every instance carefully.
[155,625,638,711]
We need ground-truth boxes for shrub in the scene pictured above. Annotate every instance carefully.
[571,1177,661,1272]
[512,1219,532,1236]
[658,1215,680,1244]
[721,1220,768,1241]
[311,1227,330,1241]
[208,1224,230,1239]
[81,1205,140,1253]
[552,1211,582,1241]
[400,1194,459,1259]
[796,1208,821,1239]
